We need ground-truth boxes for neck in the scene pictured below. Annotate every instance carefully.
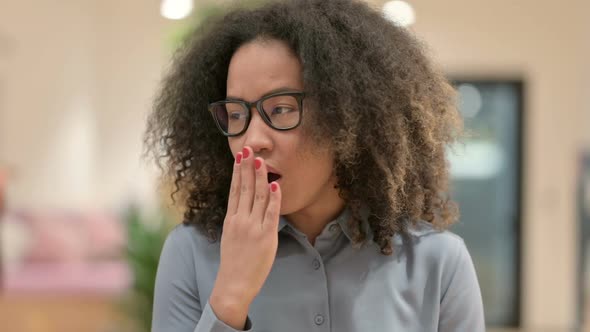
[284,178,346,245]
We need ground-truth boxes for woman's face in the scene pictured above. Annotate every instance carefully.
[226,38,339,216]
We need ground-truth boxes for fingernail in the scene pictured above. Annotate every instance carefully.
[242,147,250,159]
[255,158,262,170]
[236,153,242,165]
[271,182,278,192]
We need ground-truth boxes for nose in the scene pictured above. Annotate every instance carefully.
[242,107,273,154]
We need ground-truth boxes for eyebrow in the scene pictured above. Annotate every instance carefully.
[226,86,301,101]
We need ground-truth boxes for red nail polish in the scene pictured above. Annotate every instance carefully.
[242,147,250,159]
[255,159,262,170]
[236,153,242,164]
[271,182,278,192]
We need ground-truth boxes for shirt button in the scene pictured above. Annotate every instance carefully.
[312,258,321,270]
[314,314,325,325]
[329,224,339,232]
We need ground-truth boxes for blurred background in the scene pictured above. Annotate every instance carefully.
[0,0,588,331]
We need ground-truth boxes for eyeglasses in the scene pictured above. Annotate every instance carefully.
[208,91,305,137]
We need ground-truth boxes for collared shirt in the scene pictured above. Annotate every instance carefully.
[152,207,485,332]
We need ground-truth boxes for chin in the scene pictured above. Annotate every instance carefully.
[279,202,291,216]
[278,198,299,216]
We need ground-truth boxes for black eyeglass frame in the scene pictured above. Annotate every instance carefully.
[208,91,306,137]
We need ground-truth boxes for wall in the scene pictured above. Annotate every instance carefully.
[0,0,175,211]
[0,0,99,209]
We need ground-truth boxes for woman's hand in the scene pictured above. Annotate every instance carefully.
[209,146,282,329]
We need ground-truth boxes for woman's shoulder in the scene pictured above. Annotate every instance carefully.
[163,223,221,258]
[408,220,463,242]
[394,220,471,268]
[406,220,465,243]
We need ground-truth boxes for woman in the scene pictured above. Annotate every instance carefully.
[145,0,485,331]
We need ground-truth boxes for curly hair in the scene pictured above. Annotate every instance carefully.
[144,0,463,255]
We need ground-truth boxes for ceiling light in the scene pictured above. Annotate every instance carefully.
[383,1,416,27]
[160,0,194,20]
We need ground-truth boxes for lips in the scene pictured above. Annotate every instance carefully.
[267,172,281,183]
[266,165,282,184]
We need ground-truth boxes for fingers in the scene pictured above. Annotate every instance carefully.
[226,152,243,217]
[250,157,270,222]
[237,146,255,215]
[262,181,281,233]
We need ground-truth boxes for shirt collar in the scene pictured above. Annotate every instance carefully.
[278,215,289,233]
[277,204,373,243]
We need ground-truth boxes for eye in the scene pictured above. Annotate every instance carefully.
[229,112,246,120]
[271,106,295,115]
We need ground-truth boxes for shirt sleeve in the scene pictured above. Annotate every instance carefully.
[438,238,486,332]
[151,225,253,332]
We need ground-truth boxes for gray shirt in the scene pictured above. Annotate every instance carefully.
[152,207,485,332]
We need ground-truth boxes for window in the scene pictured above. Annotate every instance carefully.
[448,80,523,326]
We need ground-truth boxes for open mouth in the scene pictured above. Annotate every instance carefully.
[267,172,282,183]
